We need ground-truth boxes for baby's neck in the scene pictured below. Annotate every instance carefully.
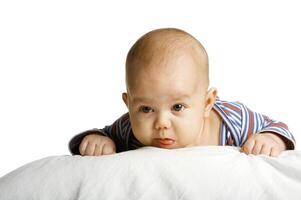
[199,109,221,146]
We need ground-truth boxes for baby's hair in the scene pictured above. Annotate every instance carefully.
[125,28,209,91]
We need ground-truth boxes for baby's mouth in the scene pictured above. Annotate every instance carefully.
[154,138,175,148]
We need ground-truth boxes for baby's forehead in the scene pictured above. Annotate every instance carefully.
[129,66,206,100]
[128,53,207,93]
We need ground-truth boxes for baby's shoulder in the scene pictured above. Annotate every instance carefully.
[215,96,244,111]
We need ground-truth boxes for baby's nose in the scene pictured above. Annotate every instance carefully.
[154,113,171,130]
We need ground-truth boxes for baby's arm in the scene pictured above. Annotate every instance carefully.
[68,113,132,156]
[238,103,295,157]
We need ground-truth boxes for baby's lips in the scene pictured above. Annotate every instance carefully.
[158,138,175,145]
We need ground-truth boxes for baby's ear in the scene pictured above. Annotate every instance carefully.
[204,87,217,118]
[122,92,129,108]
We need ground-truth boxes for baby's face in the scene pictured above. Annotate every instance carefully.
[123,52,212,149]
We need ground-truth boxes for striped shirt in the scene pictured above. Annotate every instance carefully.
[69,97,296,154]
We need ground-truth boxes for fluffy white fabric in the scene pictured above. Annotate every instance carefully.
[0,146,301,200]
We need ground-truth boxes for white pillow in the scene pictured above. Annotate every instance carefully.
[0,146,301,200]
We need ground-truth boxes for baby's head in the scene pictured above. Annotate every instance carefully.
[122,28,217,148]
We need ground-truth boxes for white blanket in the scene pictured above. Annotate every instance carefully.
[0,146,301,200]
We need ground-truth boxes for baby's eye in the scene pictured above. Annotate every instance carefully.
[139,106,153,113]
[173,104,185,112]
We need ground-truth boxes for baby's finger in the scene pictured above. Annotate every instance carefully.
[242,139,255,154]
[79,140,88,155]
[252,141,263,155]
[84,142,96,156]
[260,145,271,156]
[102,143,116,155]
[270,147,280,157]
[94,144,104,156]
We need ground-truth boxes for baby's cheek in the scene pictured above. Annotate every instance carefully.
[176,118,203,141]
[174,124,192,140]
[132,122,154,144]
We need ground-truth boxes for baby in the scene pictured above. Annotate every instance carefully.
[69,28,295,157]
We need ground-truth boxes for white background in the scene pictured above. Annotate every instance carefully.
[0,0,300,177]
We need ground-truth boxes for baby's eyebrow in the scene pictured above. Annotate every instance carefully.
[130,97,146,104]
[171,94,191,102]
[132,97,151,103]
[132,94,191,104]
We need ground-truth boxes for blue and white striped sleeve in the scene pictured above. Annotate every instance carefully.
[239,103,296,150]
[218,98,295,149]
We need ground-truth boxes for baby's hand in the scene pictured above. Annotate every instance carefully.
[241,132,286,157]
[79,134,116,156]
